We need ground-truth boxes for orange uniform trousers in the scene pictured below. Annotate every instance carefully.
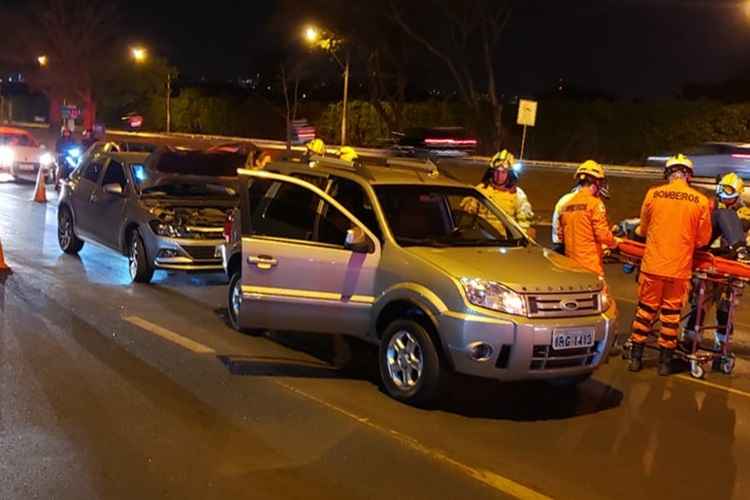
[629,272,689,350]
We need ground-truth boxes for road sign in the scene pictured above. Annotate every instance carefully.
[517,99,538,127]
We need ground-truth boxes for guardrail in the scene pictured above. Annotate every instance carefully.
[8,122,684,182]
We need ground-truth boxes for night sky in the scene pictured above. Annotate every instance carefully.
[36,0,750,97]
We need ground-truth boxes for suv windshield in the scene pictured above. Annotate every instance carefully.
[375,185,527,247]
[0,132,37,147]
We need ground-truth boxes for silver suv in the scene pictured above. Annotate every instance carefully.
[223,157,617,405]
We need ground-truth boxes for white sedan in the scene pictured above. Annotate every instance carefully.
[0,127,54,182]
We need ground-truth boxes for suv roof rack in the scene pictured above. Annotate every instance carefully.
[385,157,440,177]
[308,155,358,172]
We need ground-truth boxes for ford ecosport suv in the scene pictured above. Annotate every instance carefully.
[222,156,617,405]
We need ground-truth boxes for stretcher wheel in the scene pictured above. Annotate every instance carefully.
[720,356,736,375]
[690,361,705,379]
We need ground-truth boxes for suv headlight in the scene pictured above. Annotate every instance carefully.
[600,285,613,312]
[149,220,180,237]
[460,277,527,316]
[0,146,14,167]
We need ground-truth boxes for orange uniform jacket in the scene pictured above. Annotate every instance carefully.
[558,189,616,276]
[638,178,712,280]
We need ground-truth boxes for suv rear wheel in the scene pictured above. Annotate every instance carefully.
[58,207,84,254]
[227,271,263,336]
[128,230,154,283]
[379,320,444,406]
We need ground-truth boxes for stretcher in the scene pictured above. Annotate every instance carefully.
[614,239,748,379]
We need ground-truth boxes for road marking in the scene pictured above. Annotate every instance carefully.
[123,315,215,354]
[274,380,551,500]
[675,375,750,400]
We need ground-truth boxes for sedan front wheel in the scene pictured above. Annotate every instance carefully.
[128,231,154,283]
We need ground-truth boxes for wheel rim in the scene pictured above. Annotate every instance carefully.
[58,211,72,249]
[129,238,139,279]
[230,278,242,321]
[386,330,424,389]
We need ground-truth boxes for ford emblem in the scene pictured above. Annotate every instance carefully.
[561,300,579,311]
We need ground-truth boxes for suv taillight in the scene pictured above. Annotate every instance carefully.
[224,212,234,242]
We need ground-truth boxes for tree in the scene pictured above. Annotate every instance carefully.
[390,0,513,151]
[0,0,121,128]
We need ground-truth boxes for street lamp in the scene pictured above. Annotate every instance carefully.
[130,46,147,63]
[37,55,48,67]
[303,24,350,146]
[129,45,172,133]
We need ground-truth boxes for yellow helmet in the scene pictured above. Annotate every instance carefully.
[575,160,606,180]
[489,149,515,170]
[306,138,327,156]
[665,153,694,174]
[339,146,358,162]
[717,172,744,203]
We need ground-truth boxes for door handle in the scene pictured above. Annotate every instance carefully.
[248,255,278,270]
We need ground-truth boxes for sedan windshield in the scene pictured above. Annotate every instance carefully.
[375,185,527,247]
[0,132,37,147]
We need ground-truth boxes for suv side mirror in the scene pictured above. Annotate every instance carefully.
[345,227,373,253]
[103,183,123,196]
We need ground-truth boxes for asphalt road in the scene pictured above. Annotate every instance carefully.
[3,178,750,500]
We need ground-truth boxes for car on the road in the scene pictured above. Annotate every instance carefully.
[0,126,54,182]
[57,147,242,283]
[389,127,477,159]
[220,155,617,405]
[647,142,750,179]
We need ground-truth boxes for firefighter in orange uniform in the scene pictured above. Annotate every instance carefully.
[628,154,712,375]
[557,160,619,277]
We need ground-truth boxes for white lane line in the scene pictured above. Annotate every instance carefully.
[274,380,552,500]
[676,375,750,400]
[123,315,215,354]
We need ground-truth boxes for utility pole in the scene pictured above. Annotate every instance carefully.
[340,49,350,146]
[166,72,172,133]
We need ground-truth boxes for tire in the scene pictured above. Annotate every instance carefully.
[227,271,263,336]
[58,207,84,254]
[128,230,154,284]
[379,319,444,406]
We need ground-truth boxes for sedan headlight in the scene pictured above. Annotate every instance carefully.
[40,152,54,167]
[460,277,527,316]
[149,220,180,237]
[0,146,15,167]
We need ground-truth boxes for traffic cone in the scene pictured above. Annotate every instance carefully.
[32,167,47,203]
[0,235,10,273]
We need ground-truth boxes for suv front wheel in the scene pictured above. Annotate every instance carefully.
[379,320,444,406]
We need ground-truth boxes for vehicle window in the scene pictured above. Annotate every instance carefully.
[330,177,382,242]
[0,133,37,147]
[249,179,353,248]
[82,161,105,183]
[101,161,128,191]
[375,185,527,248]
[686,145,719,156]
[251,181,317,240]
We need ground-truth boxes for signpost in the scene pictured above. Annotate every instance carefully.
[516,99,538,160]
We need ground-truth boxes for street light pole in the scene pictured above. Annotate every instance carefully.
[340,49,350,146]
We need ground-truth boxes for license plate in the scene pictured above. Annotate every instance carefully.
[17,163,36,171]
[552,328,595,350]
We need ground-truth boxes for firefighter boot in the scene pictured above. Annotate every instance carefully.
[629,343,644,372]
[658,348,674,376]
